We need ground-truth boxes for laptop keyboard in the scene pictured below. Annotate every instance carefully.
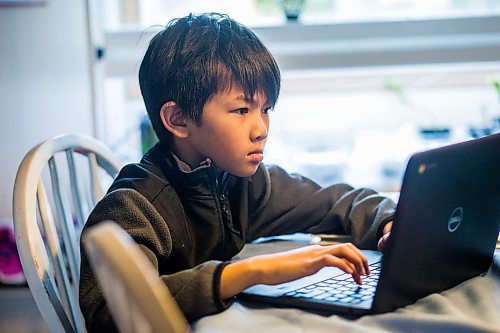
[283,261,382,305]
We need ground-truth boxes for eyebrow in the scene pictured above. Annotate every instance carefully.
[235,94,252,102]
[235,94,270,107]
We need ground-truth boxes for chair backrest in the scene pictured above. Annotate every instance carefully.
[83,221,190,333]
[13,134,122,333]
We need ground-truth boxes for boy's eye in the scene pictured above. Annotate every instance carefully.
[233,108,249,115]
[262,107,273,115]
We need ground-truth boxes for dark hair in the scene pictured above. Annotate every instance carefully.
[138,13,281,144]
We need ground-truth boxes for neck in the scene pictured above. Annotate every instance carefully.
[170,138,203,170]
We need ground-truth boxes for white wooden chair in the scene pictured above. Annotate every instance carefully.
[83,221,190,333]
[12,134,122,333]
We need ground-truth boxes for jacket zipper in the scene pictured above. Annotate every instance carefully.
[211,168,228,259]
[220,172,241,236]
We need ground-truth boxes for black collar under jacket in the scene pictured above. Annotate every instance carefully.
[107,143,254,269]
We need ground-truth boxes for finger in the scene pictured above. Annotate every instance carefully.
[344,243,370,275]
[340,258,363,285]
[352,272,362,285]
[323,256,364,285]
[377,236,384,253]
[322,255,356,275]
[325,244,368,276]
[342,259,363,285]
[377,232,390,253]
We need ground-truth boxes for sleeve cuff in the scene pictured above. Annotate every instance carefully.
[213,261,236,311]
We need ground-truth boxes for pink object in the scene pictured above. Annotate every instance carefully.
[0,225,26,285]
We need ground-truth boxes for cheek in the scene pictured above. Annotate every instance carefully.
[261,115,270,134]
[196,127,236,159]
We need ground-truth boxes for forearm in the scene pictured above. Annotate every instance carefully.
[220,258,261,299]
[220,243,370,299]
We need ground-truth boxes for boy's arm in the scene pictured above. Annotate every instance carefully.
[247,164,396,249]
[220,242,369,299]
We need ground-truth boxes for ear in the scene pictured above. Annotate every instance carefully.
[159,101,189,139]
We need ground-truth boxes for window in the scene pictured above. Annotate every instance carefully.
[93,1,500,191]
[102,0,500,30]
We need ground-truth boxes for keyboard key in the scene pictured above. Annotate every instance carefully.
[285,261,382,302]
[312,293,331,300]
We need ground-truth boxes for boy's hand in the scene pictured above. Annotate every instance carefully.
[254,243,369,285]
[220,243,369,299]
[377,221,393,253]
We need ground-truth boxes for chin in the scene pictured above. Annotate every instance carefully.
[231,165,260,178]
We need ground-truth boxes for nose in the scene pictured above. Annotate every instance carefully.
[250,112,269,142]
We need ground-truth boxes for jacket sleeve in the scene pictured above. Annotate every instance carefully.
[247,164,396,249]
[79,189,230,333]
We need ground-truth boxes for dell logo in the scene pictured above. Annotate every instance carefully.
[448,207,463,232]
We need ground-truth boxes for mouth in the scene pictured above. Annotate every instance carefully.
[247,150,264,163]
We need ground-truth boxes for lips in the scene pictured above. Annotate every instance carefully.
[248,149,263,155]
[247,150,264,163]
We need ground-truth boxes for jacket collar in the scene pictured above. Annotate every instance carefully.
[143,143,235,194]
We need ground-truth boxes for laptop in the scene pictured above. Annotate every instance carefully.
[239,133,500,316]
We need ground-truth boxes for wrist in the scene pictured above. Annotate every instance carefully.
[219,258,262,299]
[377,216,394,240]
[383,221,393,235]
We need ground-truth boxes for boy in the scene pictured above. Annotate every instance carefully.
[79,12,395,332]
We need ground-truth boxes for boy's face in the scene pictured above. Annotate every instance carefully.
[181,85,272,177]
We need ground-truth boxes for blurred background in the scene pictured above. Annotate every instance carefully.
[2,0,500,225]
